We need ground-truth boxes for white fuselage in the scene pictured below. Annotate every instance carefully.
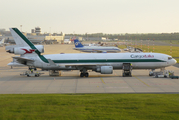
[74,46,120,53]
[31,52,176,70]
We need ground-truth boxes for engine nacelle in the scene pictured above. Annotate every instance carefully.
[96,66,113,74]
[6,45,44,55]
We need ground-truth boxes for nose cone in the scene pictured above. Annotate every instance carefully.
[174,59,177,64]
[171,58,177,65]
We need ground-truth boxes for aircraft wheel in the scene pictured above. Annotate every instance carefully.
[85,73,89,77]
[122,73,125,77]
[80,73,84,77]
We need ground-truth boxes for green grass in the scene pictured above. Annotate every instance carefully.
[118,45,127,49]
[159,40,179,45]
[175,58,179,63]
[128,45,179,57]
[0,94,179,120]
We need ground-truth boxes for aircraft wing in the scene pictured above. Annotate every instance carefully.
[12,57,34,65]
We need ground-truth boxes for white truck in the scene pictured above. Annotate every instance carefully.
[64,39,71,44]
[20,71,44,77]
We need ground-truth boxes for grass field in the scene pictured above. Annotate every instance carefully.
[0,94,179,120]
[159,40,179,45]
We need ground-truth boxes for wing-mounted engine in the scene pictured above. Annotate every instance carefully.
[95,66,113,74]
[6,45,44,55]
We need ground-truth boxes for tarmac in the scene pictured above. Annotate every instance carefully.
[0,44,179,94]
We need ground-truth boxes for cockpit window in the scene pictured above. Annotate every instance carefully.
[168,57,172,60]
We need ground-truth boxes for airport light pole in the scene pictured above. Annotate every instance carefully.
[170,40,172,56]
[153,39,155,52]
[86,32,88,41]
[148,39,150,52]
[50,27,51,40]
[20,25,22,32]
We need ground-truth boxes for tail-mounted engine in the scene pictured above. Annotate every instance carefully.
[6,45,44,55]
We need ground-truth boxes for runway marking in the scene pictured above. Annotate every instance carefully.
[89,81,126,84]
[135,83,172,86]
[134,75,150,87]
[101,78,105,84]
[106,87,128,89]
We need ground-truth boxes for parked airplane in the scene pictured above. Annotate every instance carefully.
[0,38,5,47]
[7,28,176,77]
[73,39,121,53]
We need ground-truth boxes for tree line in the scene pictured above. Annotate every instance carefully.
[66,32,179,40]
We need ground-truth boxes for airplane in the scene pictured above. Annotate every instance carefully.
[6,28,177,77]
[73,39,121,53]
[0,38,5,47]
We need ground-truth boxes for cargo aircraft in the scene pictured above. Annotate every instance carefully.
[73,39,121,53]
[6,28,176,77]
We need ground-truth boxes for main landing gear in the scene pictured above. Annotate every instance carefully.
[80,72,89,77]
[80,69,89,77]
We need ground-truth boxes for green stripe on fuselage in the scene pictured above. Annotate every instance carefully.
[52,59,165,63]
[12,28,49,63]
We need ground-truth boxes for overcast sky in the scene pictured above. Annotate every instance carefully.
[1,0,179,34]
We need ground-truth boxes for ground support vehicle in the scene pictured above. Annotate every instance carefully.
[151,70,174,78]
[170,76,179,79]
[20,71,44,77]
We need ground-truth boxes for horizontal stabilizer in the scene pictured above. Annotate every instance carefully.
[7,62,25,67]
[12,56,34,65]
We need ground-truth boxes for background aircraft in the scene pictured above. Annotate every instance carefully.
[73,39,121,53]
[0,38,5,47]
